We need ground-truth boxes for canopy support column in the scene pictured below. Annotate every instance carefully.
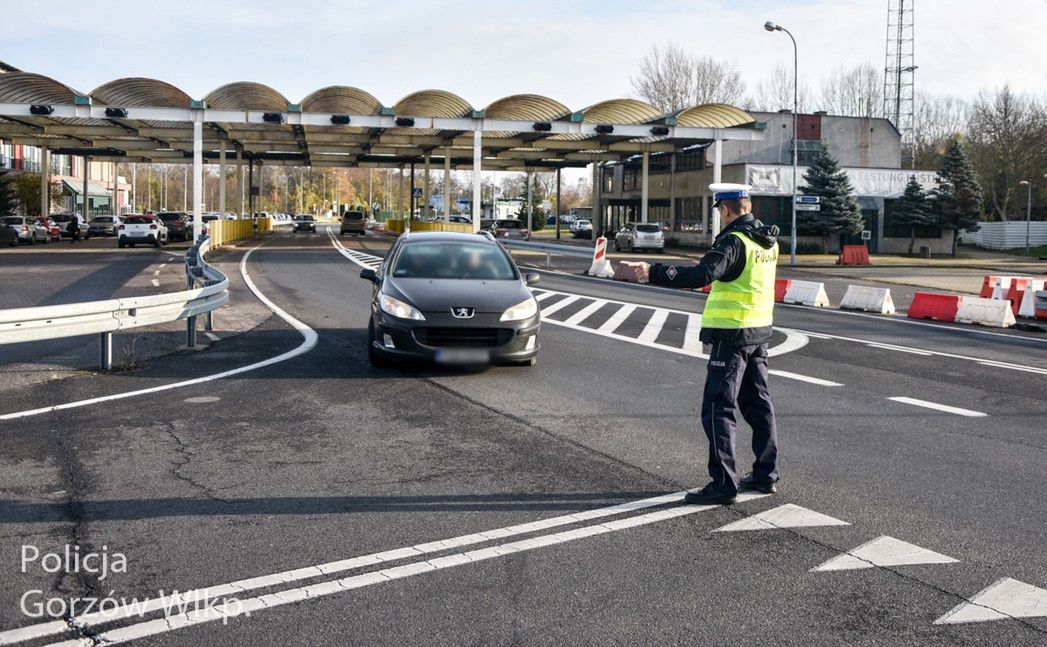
[423,152,431,220]
[192,121,202,243]
[472,129,481,232]
[526,169,532,229]
[81,156,89,223]
[218,139,226,218]
[40,149,49,218]
[237,149,244,216]
[112,162,119,216]
[443,147,451,222]
[640,151,649,224]
[555,168,562,240]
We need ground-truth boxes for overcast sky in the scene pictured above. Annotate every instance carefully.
[6,0,1046,111]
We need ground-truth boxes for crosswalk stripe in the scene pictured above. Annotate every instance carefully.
[683,314,703,354]
[637,309,670,344]
[540,294,581,316]
[597,304,637,334]
[563,299,607,326]
[534,291,558,302]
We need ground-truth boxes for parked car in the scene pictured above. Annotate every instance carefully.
[340,210,366,236]
[293,214,316,232]
[1,216,50,244]
[360,231,541,368]
[118,214,168,248]
[50,213,89,239]
[88,215,122,237]
[158,212,193,242]
[448,215,472,225]
[488,218,530,241]
[0,223,16,247]
[614,222,665,253]
[38,217,62,241]
[570,219,593,239]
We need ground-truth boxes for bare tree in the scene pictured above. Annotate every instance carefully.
[630,43,697,113]
[966,85,1047,221]
[692,56,747,106]
[911,92,969,169]
[752,64,812,113]
[818,63,883,117]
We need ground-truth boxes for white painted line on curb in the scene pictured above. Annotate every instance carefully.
[0,241,318,421]
[887,396,988,418]
[89,502,731,645]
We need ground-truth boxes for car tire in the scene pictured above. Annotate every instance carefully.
[154,238,162,248]
[614,241,620,252]
[118,240,125,248]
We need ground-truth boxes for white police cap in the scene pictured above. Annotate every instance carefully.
[710,183,752,205]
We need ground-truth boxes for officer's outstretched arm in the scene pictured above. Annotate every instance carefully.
[648,239,741,289]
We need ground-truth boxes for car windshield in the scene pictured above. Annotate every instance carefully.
[51,215,72,222]
[124,216,152,225]
[92,217,114,222]
[497,221,522,229]
[576,220,591,226]
[295,215,313,221]
[636,224,660,233]
[2,216,22,225]
[344,212,364,220]
[158,213,181,221]
[393,241,516,280]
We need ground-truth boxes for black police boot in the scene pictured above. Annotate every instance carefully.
[739,472,777,494]
[683,483,737,505]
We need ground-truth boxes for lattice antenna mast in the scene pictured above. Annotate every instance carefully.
[883,0,916,168]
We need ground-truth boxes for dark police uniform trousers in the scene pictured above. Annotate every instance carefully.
[702,340,779,495]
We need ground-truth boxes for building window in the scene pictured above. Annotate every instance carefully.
[795,140,824,167]
[674,196,705,233]
[675,149,705,173]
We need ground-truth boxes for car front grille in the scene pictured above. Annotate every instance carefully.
[414,327,513,348]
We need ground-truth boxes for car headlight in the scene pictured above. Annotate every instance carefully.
[500,297,538,322]
[380,295,425,321]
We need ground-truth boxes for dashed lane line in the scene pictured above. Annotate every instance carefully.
[0,240,318,421]
[887,396,988,418]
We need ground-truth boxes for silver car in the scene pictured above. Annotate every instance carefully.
[1,215,51,244]
[615,222,665,253]
[88,215,122,236]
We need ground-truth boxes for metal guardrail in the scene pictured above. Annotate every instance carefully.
[0,235,229,369]
[502,239,595,258]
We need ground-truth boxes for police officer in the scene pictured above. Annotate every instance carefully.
[625,183,781,504]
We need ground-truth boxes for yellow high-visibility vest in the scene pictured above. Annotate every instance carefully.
[701,231,778,329]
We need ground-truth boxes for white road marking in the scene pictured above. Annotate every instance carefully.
[539,294,580,316]
[150,279,160,287]
[976,360,1047,376]
[152,270,161,276]
[714,504,849,532]
[864,343,933,356]
[89,499,766,645]
[562,298,607,326]
[683,314,704,354]
[3,489,768,644]
[533,290,558,302]
[888,396,988,418]
[767,370,842,387]
[934,577,1047,624]
[637,308,669,344]
[596,304,637,334]
[183,396,220,404]
[0,242,318,421]
[204,332,220,342]
[812,535,959,571]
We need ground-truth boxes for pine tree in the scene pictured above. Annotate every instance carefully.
[0,172,18,217]
[893,175,936,255]
[932,138,983,256]
[798,144,863,252]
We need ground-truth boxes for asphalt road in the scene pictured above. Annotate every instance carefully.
[0,227,1044,646]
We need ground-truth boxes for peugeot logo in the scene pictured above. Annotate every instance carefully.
[451,307,475,319]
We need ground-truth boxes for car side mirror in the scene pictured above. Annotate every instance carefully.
[525,273,540,286]
[359,268,378,282]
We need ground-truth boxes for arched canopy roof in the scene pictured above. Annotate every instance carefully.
[484,94,570,122]
[90,78,191,108]
[0,72,79,104]
[394,89,473,118]
[301,86,382,115]
[204,82,288,111]
[581,98,661,124]
[672,103,756,128]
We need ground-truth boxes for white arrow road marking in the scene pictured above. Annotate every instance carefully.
[812,536,958,572]
[714,504,849,532]
[888,397,988,418]
[2,490,769,645]
[934,577,1047,624]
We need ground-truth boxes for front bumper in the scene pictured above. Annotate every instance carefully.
[119,233,159,243]
[370,310,540,364]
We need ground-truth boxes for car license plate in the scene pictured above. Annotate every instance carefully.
[435,349,490,365]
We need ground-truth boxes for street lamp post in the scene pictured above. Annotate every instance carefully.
[765,20,799,265]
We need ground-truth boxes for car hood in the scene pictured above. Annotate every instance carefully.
[386,278,531,314]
